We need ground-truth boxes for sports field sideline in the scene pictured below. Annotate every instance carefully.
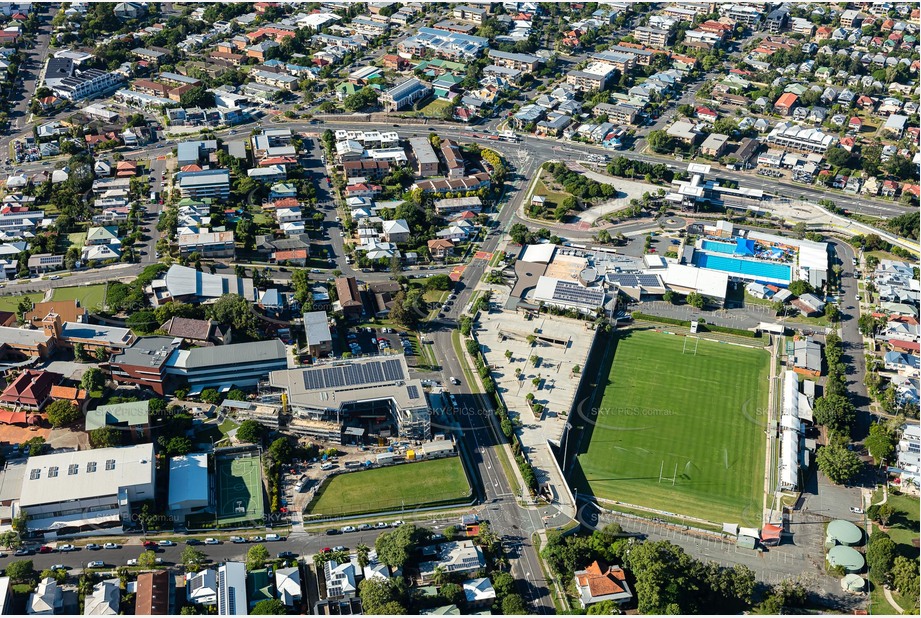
[307,457,471,517]
[216,453,264,524]
[569,328,770,526]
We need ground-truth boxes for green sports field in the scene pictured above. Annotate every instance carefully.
[307,457,471,517]
[216,454,265,524]
[570,329,770,526]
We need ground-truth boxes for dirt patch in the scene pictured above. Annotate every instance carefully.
[47,427,89,450]
[0,423,49,446]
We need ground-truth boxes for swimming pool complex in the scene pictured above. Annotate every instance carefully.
[693,252,793,282]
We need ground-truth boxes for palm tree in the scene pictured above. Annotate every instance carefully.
[356,543,370,570]
[432,566,448,587]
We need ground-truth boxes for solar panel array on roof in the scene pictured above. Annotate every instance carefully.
[406,385,419,400]
[552,280,605,306]
[302,358,405,391]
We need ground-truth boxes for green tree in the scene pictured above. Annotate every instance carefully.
[816,442,862,484]
[375,524,424,569]
[787,280,814,296]
[358,578,403,614]
[501,594,528,614]
[81,367,105,392]
[181,546,207,572]
[646,130,673,154]
[45,400,81,427]
[441,583,464,606]
[207,294,258,338]
[251,599,287,615]
[236,420,265,444]
[491,571,516,599]
[424,274,452,291]
[587,599,622,615]
[199,388,221,405]
[126,310,158,334]
[89,426,121,448]
[235,217,256,251]
[163,436,193,456]
[754,580,807,614]
[866,530,896,581]
[864,423,895,464]
[686,292,705,308]
[246,544,269,571]
[268,437,293,464]
[890,556,920,603]
[814,394,856,436]
[663,290,676,304]
[40,568,67,584]
[6,559,34,582]
[138,550,159,569]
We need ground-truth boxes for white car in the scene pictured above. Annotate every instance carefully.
[204,538,221,545]
[850,507,864,514]
[340,525,357,533]
[103,543,119,550]
[158,540,176,547]
[57,544,76,552]
[87,561,105,569]
[126,559,138,566]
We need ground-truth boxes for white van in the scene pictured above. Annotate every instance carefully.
[265,533,282,542]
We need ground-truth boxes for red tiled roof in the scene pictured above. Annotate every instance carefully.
[775,93,798,108]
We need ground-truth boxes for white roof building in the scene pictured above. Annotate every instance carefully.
[19,443,156,530]
[186,568,218,606]
[661,263,729,302]
[275,567,302,606]
[28,578,63,615]
[167,453,209,517]
[84,580,120,616]
[217,562,248,615]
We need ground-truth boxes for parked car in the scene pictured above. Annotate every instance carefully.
[204,538,220,545]
[85,544,101,551]
[87,561,105,569]
[265,533,283,542]
[375,522,389,529]
[57,544,76,552]
[332,545,347,552]
[185,539,203,546]
[103,543,119,550]
[277,551,297,559]
[340,526,356,533]
[126,559,138,566]
[230,536,246,544]
[248,536,264,543]
[38,546,54,554]
[850,507,864,514]
[158,540,176,547]
[49,564,67,571]
[325,529,342,536]
[357,523,372,531]
[13,548,32,556]
[142,541,158,549]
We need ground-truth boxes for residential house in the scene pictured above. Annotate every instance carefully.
[428,238,455,259]
[774,92,799,115]
[335,276,363,318]
[303,311,332,358]
[84,580,120,615]
[136,571,171,615]
[574,561,633,609]
[418,541,486,581]
[885,351,920,377]
[700,133,729,157]
[28,577,63,615]
[382,219,410,243]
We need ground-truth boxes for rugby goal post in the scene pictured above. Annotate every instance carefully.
[682,335,700,355]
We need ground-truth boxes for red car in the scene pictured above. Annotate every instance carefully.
[38,546,54,554]
[143,541,158,549]
[321,547,332,553]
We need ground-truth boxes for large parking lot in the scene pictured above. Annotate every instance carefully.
[334,326,418,359]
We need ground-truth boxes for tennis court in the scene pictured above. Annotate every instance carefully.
[215,452,265,524]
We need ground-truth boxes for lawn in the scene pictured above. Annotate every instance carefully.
[50,284,108,311]
[569,328,771,526]
[419,98,452,118]
[0,292,44,313]
[307,457,471,517]
[532,176,572,210]
[881,492,920,553]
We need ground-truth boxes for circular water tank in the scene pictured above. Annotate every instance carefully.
[827,520,863,546]
[827,545,865,573]
[579,268,598,286]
